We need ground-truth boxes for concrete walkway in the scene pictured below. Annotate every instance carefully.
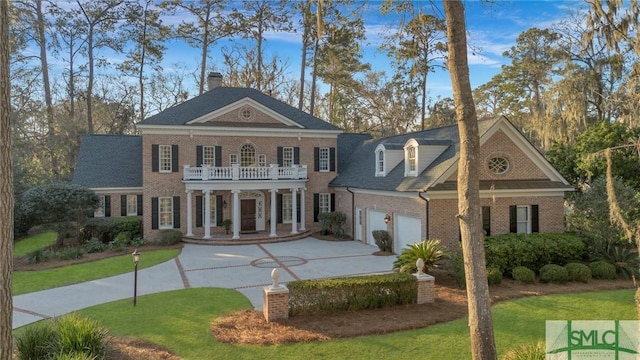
[13,237,396,329]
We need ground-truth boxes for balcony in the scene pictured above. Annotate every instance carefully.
[183,163,308,181]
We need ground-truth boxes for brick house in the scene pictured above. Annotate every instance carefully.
[73,73,573,249]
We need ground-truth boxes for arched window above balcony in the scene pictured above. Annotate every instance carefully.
[240,143,256,167]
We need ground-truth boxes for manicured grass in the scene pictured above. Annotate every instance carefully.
[13,249,180,295]
[13,231,57,257]
[68,288,636,359]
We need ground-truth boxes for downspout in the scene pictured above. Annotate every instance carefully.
[346,187,356,240]
[419,191,430,240]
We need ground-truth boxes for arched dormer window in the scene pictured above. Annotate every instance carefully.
[377,150,384,173]
[374,143,387,177]
[403,139,420,177]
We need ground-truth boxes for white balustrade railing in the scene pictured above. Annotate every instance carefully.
[183,164,307,181]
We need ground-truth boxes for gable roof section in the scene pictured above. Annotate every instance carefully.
[138,87,340,131]
[72,134,142,189]
[331,116,573,193]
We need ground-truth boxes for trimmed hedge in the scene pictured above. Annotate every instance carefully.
[487,266,503,285]
[539,264,569,284]
[565,262,592,283]
[155,229,183,245]
[589,260,617,280]
[512,266,536,284]
[288,273,417,316]
[80,216,142,244]
[485,232,584,274]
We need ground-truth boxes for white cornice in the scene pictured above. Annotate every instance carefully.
[424,188,571,200]
[90,187,144,194]
[332,187,419,198]
[136,125,341,138]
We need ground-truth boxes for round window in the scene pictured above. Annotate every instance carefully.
[241,109,252,120]
[488,157,509,174]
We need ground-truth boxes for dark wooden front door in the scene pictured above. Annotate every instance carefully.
[241,199,256,232]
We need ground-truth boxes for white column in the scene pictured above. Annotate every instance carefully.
[186,190,193,236]
[290,188,298,234]
[269,189,278,237]
[232,189,240,239]
[299,187,306,231]
[203,190,211,239]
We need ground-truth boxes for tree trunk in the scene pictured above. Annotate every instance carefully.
[443,1,497,359]
[0,0,14,357]
[86,25,95,133]
[310,36,319,116]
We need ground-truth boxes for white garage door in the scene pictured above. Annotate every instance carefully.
[395,215,422,253]
[367,210,387,245]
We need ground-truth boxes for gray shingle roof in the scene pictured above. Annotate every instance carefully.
[337,133,373,173]
[330,118,503,192]
[72,134,142,188]
[138,87,340,131]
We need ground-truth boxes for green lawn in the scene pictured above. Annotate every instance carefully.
[67,288,636,360]
[13,231,57,257]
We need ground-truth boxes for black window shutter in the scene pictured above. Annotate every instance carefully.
[509,205,517,233]
[121,195,127,216]
[173,196,180,228]
[276,194,283,223]
[330,147,336,171]
[215,146,222,167]
[151,197,159,229]
[277,147,283,166]
[171,145,179,172]
[313,193,319,222]
[196,145,203,165]
[152,144,159,172]
[330,193,335,212]
[195,196,203,227]
[482,206,491,236]
[294,147,300,165]
[531,205,539,233]
[314,147,319,171]
[296,193,301,220]
[137,195,143,215]
[104,196,111,217]
[216,195,223,224]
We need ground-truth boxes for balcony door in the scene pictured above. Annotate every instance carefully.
[241,199,256,232]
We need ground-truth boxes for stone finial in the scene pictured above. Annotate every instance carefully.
[416,258,425,275]
[271,268,281,289]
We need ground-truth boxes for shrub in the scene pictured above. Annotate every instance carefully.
[80,216,142,244]
[155,229,183,245]
[112,216,143,240]
[600,244,640,279]
[485,232,585,274]
[318,211,347,238]
[28,248,54,264]
[565,262,591,283]
[130,236,146,247]
[589,260,617,280]
[109,232,130,251]
[372,230,393,253]
[393,239,448,273]
[487,266,503,285]
[57,247,84,261]
[85,237,107,253]
[501,341,545,360]
[288,273,416,315]
[512,266,536,284]
[15,323,58,360]
[539,264,569,284]
[450,251,466,289]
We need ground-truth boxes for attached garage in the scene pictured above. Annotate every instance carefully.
[394,215,422,253]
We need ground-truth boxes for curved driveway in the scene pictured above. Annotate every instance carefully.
[13,237,395,329]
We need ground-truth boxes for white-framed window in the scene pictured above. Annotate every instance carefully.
[319,193,331,214]
[516,205,530,234]
[240,144,256,167]
[258,154,266,167]
[283,147,294,167]
[488,157,509,175]
[377,150,385,175]
[159,197,173,229]
[282,193,292,223]
[94,196,106,217]
[202,146,216,166]
[229,154,238,165]
[318,147,330,172]
[126,195,138,216]
[408,146,416,173]
[159,145,172,172]
[202,195,217,226]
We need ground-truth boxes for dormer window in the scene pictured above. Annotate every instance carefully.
[377,150,384,175]
[408,146,416,172]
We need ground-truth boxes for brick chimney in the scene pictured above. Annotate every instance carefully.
[207,72,222,91]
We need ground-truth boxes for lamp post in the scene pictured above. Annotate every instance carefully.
[132,249,140,306]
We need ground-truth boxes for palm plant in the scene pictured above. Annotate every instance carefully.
[393,239,448,273]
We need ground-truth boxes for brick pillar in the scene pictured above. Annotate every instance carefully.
[414,273,435,304]
[263,286,289,322]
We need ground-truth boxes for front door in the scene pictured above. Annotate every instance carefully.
[241,199,256,232]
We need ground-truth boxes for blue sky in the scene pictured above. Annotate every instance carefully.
[47,1,587,102]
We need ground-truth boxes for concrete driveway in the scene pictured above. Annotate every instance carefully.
[13,237,395,329]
